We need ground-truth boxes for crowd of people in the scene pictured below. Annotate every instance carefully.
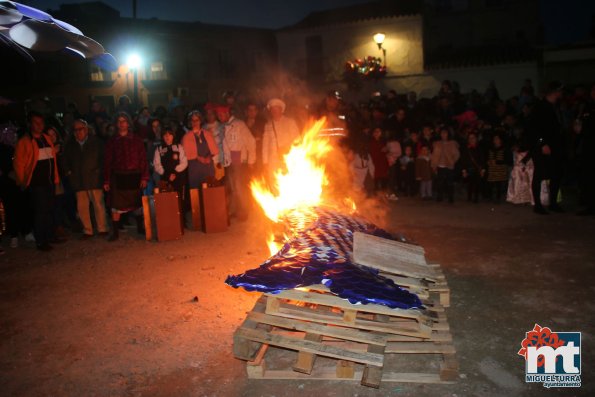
[1,78,594,254]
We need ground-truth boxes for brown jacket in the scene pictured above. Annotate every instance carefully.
[431,140,460,170]
[13,133,60,188]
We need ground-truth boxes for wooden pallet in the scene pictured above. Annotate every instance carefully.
[235,296,458,387]
[232,232,457,388]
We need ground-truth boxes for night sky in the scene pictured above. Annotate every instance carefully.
[26,0,375,28]
[25,0,595,43]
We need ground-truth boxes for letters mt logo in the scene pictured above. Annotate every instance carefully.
[518,324,581,388]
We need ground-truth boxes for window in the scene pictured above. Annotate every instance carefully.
[89,65,114,82]
[150,62,167,80]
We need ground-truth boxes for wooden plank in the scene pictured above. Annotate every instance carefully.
[247,311,388,346]
[271,303,431,338]
[235,327,384,367]
[141,195,152,241]
[355,232,427,264]
[385,342,456,354]
[248,366,455,384]
[336,360,355,379]
[386,331,452,343]
[246,344,269,378]
[266,289,428,322]
[353,233,440,281]
[189,188,201,231]
[343,309,357,324]
[440,353,459,381]
[293,332,322,374]
[265,296,280,314]
[361,344,385,388]
[233,301,266,360]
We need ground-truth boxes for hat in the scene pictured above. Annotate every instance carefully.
[267,98,286,112]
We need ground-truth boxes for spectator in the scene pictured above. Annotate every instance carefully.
[397,145,416,196]
[244,102,266,172]
[103,112,149,241]
[349,144,375,196]
[0,127,31,248]
[431,127,460,203]
[262,98,300,176]
[154,128,188,202]
[385,134,402,201]
[460,132,486,203]
[486,134,509,203]
[525,81,565,214]
[63,119,108,239]
[13,111,62,251]
[576,84,595,215]
[385,107,409,142]
[181,110,219,190]
[319,90,347,140]
[216,104,256,220]
[415,145,432,200]
[369,127,389,192]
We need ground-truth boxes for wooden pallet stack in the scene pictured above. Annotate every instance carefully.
[232,232,458,388]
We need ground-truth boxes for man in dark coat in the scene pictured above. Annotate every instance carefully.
[525,81,566,214]
[576,83,595,215]
[64,119,108,239]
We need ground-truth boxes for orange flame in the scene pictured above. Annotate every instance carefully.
[251,118,332,223]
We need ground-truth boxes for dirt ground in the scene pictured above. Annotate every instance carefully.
[1,195,594,397]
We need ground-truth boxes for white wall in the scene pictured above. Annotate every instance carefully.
[276,15,424,82]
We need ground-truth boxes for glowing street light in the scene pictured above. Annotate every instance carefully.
[126,53,142,107]
[373,32,387,67]
[126,53,142,69]
[373,32,386,50]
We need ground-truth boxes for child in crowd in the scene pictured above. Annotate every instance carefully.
[415,145,433,200]
[153,128,189,202]
[397,145,416,196]
[460,132,485,203]
[486,134,509,203]
[385,134,402,201]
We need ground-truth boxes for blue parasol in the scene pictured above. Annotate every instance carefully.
[0,1,117,70]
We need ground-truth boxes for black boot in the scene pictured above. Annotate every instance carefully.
[108,220,119,241]
[135,215,145,235]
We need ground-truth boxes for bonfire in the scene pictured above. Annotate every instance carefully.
[225,118,422,309]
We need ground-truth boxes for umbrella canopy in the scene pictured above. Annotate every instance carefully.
[0,1,117,70]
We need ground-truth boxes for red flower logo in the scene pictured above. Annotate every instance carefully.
[518,324,565,367]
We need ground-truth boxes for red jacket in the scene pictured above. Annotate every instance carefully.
[13,133,60,188]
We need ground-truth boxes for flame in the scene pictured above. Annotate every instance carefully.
[267,234,281,256]
[251,118,331,223]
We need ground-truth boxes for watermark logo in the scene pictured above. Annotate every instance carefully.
[518,324,581,388]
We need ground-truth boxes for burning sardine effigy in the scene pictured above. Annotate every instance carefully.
[227,119,422,310]
[225,207,422,310]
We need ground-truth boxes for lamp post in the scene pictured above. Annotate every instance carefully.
[373,32,387,67]
[126,53,142,107]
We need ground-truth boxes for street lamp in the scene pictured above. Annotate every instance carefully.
[126,53,142,107]
[373,32,387,67]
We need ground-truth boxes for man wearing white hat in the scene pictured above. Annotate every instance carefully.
[262,98,300,175]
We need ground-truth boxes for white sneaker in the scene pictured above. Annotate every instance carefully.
[10,237,18,248]
[387,193,399,201]
[25,233,35,242]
